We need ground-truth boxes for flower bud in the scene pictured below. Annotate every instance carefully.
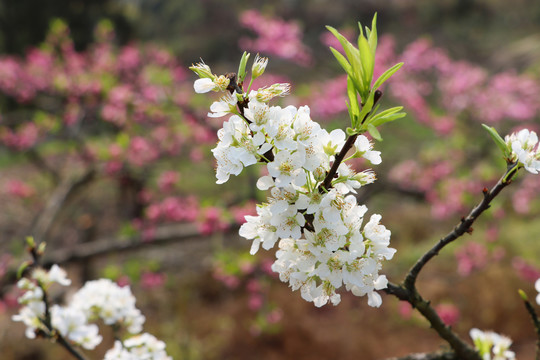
[251,54,268,79]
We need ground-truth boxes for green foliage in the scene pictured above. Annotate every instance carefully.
[327,14,406,140]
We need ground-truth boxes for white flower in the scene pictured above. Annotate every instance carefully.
[193,78,216,93]
[104,333,172,360]
[319,128,346,157]
[208,93,237,118]
[267,148,306,187]
[239,204,278,255]
[270,205,305,239]
[354,135,382,165]
[470,328,515,360]
[535,278,540,306]
[505,128,540,174]
[70,279,145,334]
[51,305,102,350]
[12,301,46,339]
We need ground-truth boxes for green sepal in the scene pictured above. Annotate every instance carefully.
[367,123,382,141]
[237,51,250,83]
[482,124,510,156]
[373,62,404,90]
[17,261,32,279]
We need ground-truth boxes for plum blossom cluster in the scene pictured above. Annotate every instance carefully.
[469,328,515,360]
[505,128,540,174]
[191,57,395,308]
[104,333,172,360]
[12,263,171,358]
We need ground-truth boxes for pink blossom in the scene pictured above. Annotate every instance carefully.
[512,257,540,282]
[157,171,179,192]
[248,294,264,311]
[116,276,131,287]
[455,242,488,276]
[266,309,283,324]
[239,10,312,66]
[398,301,413,320]
[140,271,166,289]
[5,180,35,198]
[435,303,460,326]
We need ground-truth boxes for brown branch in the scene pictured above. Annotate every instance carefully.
[26,148,60,184]
[31,169,96,243]
[385,352,457,360]
[42,223,236,266]
[403,164,516,291]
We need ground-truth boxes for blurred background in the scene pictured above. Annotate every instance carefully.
[1,0,540,359]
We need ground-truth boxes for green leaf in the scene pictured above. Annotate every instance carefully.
[237,51,250,83]
[482,124,509,156]
[346,127,357,136]
[358,36,374,91]
[373,62,404,90]
[329,47,352,75]
[370,112,406,127]
[368,13,378,54]
[17,261,32,279]
[368,106,406,127]
[367,123,382,141]
[346,77,360,127]
[357,90,376,123]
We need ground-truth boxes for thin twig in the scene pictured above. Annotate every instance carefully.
[521,296,540,360]
[403,164,516,291]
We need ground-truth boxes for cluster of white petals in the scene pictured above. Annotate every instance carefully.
[195,62,395,307]
[13,264,171,358]
[470,328,515,360]
[505,128,540,174]
[104,333,172,360]
[70,279,145,334]
[12,265,73,339]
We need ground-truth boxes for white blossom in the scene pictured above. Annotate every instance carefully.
[51,305,102,350]
[470,328,515,360]
[505,128,540,174]
[70,279,145,334]
[104,333,172,360]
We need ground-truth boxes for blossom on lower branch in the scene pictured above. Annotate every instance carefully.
[470,328,515,360]
[13,263,172,359]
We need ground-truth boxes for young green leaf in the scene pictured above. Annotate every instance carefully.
[482,124,510,156]
[237,51,250,83]
[373,62,404,90]
[368,13,378,54]
[367,123,382,141]
[347,77,361,127]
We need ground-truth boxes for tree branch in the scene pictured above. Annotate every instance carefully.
[385,352,458,360]
[403,164,516,291]
[42,223,236,266]
[31,169,96,243]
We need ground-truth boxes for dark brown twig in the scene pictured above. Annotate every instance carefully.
[403,163,516,291]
